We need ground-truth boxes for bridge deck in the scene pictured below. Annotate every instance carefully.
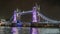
[0,23,60,28]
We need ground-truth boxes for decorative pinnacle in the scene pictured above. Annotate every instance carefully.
[23,11,24,13]
[35,3,40,11]
[16,8,19,12]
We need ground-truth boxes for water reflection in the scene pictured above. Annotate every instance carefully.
[0,27,60,34]
[38,28,60,34]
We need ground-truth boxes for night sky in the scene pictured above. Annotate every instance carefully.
[0,0,60,21]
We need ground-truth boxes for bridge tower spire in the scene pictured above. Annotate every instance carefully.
[12,9,19,34]
[31,3,39,34]
[13,10,17,23]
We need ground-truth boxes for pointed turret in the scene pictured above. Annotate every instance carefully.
[32,5,37,22]
[35,3,40,11]
[31,3,39,34]
[16,8,19,12]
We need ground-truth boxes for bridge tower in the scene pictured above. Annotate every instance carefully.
[13,10,17,23]
[12,9,19,34]
[31,3,40,34]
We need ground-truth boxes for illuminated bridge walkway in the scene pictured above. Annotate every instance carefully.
[11,10,60,23]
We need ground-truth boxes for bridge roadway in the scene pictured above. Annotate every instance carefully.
[0,22,60,28]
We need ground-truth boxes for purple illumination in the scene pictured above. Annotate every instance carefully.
[32,7,37,22]
[32,6,38,34]
[12,10,18,34]
[12,27,19,34]
[13,11,17,23]
[32,28,38,34]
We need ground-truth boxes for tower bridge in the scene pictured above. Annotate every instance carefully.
[0,4,60,34]
[11,5,60,34]
[12,9,60,23]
